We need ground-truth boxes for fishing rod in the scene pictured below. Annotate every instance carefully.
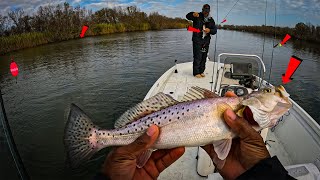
[211,0,242,91]
[211,0,219,92]
[0,85,29,179]
[220,0,240,24]
[269,0,277,82]
[258,0,268,89]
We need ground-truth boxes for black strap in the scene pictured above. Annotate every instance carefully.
[236,156,296,180]
[93,172,111,180]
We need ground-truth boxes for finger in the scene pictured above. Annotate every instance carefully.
[143,148,185,179]
[150,149,169,160]
[224,91,237,97]
[143,160,160,179]
[223,109,259,140]
[122,125,160,156]
[156,147,185,173]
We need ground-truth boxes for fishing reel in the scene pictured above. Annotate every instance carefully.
[239,76,258,90]
[229,62,258,89]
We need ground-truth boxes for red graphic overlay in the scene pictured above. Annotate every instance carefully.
[80,25,89,38]
[187,26,201,33]
[10,60,19,77]
[282,56,303,84]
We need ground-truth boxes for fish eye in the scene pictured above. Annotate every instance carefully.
[264,88,272,93]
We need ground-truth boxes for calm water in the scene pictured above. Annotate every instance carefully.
[0,29,319,179]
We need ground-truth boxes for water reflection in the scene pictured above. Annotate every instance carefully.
[292,39,320,59]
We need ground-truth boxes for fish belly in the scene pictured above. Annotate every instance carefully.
[153,109,232,149]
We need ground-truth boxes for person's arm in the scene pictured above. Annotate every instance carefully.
[237,156,296,180]
[186,12,196,21]
[210,20,217,35]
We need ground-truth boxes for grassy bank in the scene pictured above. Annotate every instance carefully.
[0,32,75,54]
[0,22,188,55]
[0,3,189,55]
[219,23,320,44]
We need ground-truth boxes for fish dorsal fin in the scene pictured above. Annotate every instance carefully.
[181,86,219,102]
[114,93,178,128]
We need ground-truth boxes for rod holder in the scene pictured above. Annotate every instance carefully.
[174,60,178,73]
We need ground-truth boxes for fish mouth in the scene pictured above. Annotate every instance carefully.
[274,85,292,108]
[275,85,289,97]
[266,85,292,127]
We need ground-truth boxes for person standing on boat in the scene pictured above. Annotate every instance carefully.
[186,4,217,78]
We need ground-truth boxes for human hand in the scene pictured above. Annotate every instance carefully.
[193,12,199,17]
[202,92,270,180]
[102,125,185,180]
[204,28,210,34]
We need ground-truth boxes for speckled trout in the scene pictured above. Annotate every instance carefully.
[64,85,292,168]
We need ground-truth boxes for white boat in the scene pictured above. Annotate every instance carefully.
[144,53,320,180]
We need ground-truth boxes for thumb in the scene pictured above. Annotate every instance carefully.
[125,125,160,156]
[223,109,260,140]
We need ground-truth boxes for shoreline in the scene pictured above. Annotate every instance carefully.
[219,24,320,44]
[0,24,188,56]
[3,25,319,56]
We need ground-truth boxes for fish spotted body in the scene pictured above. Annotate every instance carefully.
[94,97,240,149]
[64,86,292,168]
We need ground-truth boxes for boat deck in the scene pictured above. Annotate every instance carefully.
[146,62,215,100]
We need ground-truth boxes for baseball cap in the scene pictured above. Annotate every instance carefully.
[202,4,210,13]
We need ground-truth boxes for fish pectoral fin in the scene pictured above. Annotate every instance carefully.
[212,139,232,160]
[136,149,154,168]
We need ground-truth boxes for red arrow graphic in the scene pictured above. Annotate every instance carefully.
[187,26,201,33]
[80,25,89,38]
[280,34,291,46]
[282,56,303,84]
[274,34,291,48]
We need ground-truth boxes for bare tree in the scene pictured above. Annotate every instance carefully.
[0,15,9,36]
[8,8,25,33]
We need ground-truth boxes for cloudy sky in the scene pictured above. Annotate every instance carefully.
[1,0,319,27]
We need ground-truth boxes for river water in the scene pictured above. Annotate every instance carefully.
[0,29,319,179]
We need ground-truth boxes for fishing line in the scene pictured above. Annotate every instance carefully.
[211,0,240,91]
[211,0,219,92]
[268,0,277,83]
[220,0,240,23]
[0,88,29,179]
[259,0,268,88]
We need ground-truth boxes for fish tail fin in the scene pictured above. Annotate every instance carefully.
[64,103,102,168]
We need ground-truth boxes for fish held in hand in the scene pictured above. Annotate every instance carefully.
[64,85,292,168]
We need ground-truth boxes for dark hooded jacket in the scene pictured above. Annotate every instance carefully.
[186,12,217,45]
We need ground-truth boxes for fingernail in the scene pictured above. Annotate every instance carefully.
[147,125,157,136]
[226,109,237,121]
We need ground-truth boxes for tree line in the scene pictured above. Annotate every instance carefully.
[219,23,320,43]
[0,2,189,54]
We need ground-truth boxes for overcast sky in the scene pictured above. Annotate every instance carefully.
[1,0,319,27]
